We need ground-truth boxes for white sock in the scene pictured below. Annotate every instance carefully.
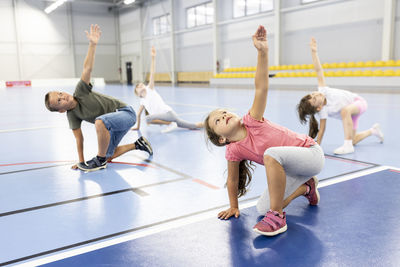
[344,139,353,147]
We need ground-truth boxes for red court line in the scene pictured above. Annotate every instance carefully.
[324,155,371,166]
[0,160,74,167]
[192,178,220,189]
[389,169,400,173]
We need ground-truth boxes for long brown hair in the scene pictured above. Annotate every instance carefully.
[204,113,255,197]
[297,94,319,138]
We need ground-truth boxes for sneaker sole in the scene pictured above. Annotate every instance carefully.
[140,136,153,155]
[312,176,320,205]
[253,224,288,236]
[77,164,107,172]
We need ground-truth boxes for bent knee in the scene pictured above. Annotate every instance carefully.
[95,119,106,129]
[263,154,279,166]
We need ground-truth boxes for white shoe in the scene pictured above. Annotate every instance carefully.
[334,144,354,155]
[371,123,384,143]
[161,122,178,133]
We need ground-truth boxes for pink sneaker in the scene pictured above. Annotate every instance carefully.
[253,210,287,236]
[304,176,320,205]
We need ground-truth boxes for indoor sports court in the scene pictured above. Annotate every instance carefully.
[1,0,399,266]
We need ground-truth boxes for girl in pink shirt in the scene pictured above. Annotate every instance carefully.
[204,26,325,236]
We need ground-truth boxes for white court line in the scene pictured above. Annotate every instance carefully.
[15,165,391,267]
[0,126,66,133]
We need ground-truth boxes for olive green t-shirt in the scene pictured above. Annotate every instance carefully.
[67,80,127,129]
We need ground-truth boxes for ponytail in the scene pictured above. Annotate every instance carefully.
[237,160,255,197]
[297,95,319,138]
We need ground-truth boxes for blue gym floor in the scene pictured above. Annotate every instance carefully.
[0,83,398,266]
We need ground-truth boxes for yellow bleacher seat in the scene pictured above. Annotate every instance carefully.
[322,63,330,69]
[346,62,356,68]
[294,64,301,70]
[275,72,283,77]
[355,61,365,67]
[365,61,374,67]
[395,69,400,76]
[269,66,276,71]
[289,72,296,77]
[372,70,384,76]
[303,72,311,77]
[328,63,338,68]
[383,70,394,76]
[250,66,257,71]
[307,64,314,69]
[334,70,344,77]
[374,61,385,67]
[338,62,346,68]
[395,60,400,66]
[295,72,304,77]
[344,70,353,76]
[362,70,373,76]
[281,65,288,70]
[310,72,317,77]
[300,64,308,69]
[385,60,395,67]
[353,70,362,76]
[281,72,289,77]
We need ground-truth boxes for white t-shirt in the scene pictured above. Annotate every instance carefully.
[139,86,172,115]
[317,86,358,120]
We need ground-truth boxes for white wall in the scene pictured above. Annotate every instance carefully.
[0,0,119,82]
[395,0,400,59]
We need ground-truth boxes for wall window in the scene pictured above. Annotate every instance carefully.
[153,14,171,35]
[233,0,273,18]
[186,2,213,28]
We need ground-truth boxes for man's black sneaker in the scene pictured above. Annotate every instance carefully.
[135,136,153,156]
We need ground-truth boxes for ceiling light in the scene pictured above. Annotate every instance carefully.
[44,0,67,14]
[124,0,136,5]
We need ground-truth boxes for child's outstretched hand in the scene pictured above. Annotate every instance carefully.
[151,46,156,57]
[218,207,240,220]
[85,24,101,45]
[252,25,268,52]
[310,37,318,52]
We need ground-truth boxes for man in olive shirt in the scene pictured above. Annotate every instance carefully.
[44,24,152,172]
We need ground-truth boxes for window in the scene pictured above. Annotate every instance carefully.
[233,0,273,18]
[153,14,171,36]
[186,2,214,28]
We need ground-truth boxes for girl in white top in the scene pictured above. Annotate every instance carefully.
[132,46,203,133]
[297,37,384,155]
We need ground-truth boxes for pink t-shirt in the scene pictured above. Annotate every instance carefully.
[225,113,316,165]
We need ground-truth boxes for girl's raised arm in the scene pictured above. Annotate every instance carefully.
[249,25,269,121]
[310,37,326,87]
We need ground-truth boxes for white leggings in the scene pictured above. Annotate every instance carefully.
[256,144,325,215]
[145,110,198,129]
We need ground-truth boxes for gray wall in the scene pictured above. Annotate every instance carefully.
[0,0,397,82]
[0,0,119,82]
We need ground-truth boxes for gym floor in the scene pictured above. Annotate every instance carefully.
[0,83,399,266]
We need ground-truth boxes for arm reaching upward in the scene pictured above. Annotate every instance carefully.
[148,46,156,90]
[81,24,102,85]
[249,25,269,121]
[310,37,326,87]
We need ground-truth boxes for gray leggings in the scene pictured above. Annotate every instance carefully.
[256,144,325,215]
[145,110,198,129]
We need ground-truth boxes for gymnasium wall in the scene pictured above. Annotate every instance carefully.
[119,0,397,83]
[0,0,119,82]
